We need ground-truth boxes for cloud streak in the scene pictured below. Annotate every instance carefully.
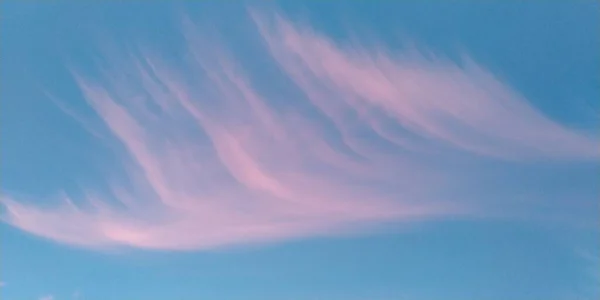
[1,10,597,251]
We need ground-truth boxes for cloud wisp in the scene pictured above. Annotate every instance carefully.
[1,11,597,251]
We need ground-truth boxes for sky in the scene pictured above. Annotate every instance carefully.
[1,1,599,300]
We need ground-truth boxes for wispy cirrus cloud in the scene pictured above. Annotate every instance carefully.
[1,10,597,251]
[252,11,598,161]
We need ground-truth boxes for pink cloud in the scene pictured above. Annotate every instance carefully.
[1,10,597,251]
[252,11,598,161]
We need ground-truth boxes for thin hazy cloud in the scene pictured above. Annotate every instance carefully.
[1,10,597,251]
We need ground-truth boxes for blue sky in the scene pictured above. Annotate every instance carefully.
[1,2,599,300]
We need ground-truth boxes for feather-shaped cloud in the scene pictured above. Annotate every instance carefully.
[1,11,597,251]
